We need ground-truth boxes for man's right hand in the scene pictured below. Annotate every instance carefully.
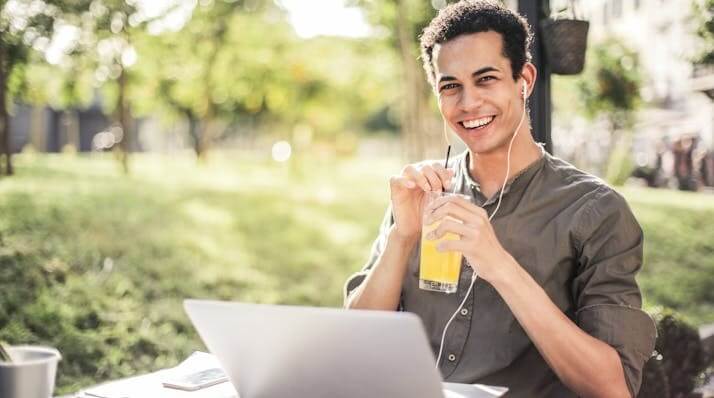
[388,161,455,242]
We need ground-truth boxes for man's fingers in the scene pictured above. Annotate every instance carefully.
[430,219,475,240]
[426,202,481,225]
[429,195,485,218]
[421,166,443,192]
[436,238,469,253]
[404,165,432,191]
[432,163,454,190]
[390,175,416,189]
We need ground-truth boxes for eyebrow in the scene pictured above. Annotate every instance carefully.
[437,66,501,84]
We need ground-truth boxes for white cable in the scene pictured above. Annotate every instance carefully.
[435,272,479,369]
[435,85,528,370]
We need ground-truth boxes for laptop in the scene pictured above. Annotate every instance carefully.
[184,299,507,398]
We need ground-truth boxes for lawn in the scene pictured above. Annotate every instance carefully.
[0,152,711,394]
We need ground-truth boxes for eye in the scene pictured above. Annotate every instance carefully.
[439,83,459,92]
[478,76,496,83]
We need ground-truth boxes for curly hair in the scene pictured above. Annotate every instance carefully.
[419,0,533,87]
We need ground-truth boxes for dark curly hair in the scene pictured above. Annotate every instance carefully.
[419,0,533,88]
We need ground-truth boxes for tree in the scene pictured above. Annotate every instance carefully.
[131,0,278,160]
[577,39,642,184]
[0,0,91,176]
[354,0,449,161]
[72,0,145,173]
[131,0,397,160]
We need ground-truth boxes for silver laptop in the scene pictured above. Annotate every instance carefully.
[184,299,507,398]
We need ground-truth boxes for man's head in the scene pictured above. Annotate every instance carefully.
[420,0,533,87]
[419,1,536,155]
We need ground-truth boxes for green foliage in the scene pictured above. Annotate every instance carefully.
[577,38,642,130]
[638,313,712,397]
[0,152,395,393]
[694,0,714,65]
[574,38,643,184]
[604,135,634,186]
[622,186,714,326]
[0,0,98,103]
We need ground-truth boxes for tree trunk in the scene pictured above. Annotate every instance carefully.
[0,44,13,176]
[185,112,202,159]
[395,0,441,162]
[396,0,420,161]
[115,66,130,174]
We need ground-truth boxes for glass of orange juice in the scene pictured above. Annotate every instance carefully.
[419,191,469,293]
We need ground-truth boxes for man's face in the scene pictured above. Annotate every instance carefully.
[434,31,526,155]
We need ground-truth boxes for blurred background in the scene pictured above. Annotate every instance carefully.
[0,0,712,396]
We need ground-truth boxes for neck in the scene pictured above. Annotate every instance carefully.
[468,125,543,195]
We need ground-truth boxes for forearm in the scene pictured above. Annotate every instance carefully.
[490,257,630,398]
[345,226,416,311]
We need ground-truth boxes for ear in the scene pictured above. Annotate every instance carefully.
[519,62,537,100]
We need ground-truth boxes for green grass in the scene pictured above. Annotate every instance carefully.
[0,151,396,394]
[621,186,714,326]
[0,152,711,393]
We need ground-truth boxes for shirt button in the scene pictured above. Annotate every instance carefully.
[448,354,456,362]
[460,308,469,316]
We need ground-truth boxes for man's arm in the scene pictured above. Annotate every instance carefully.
[490,256,630,398]
[427,194,641,397]
[346,161,455,310]
[345,226,416,310]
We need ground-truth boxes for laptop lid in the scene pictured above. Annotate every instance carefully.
[184,299,445,398]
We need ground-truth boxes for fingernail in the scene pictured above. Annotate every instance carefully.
[406,180,415,188]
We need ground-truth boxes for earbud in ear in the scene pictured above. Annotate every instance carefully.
[521,83,527,100]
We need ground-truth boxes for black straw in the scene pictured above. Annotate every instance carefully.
[444,145,452,169]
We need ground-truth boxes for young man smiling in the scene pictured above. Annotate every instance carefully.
[344,1,655,397]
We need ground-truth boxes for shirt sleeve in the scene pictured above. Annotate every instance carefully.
[343,205,395,306]
[571,186,657,397]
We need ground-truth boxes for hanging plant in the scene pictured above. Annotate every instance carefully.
[542,0,590,75]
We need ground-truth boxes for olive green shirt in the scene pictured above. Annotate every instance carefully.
[344,149,656,397]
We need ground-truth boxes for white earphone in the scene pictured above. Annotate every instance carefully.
[522,81,527,100]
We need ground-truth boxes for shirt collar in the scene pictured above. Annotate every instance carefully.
[459,143,547,201]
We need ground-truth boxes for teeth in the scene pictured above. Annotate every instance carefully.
[463,116,494,129]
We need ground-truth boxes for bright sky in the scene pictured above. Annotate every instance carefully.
[139,0,373,38]
[275,0,372,38]
[40,0,372,65]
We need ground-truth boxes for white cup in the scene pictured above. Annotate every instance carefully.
[0,345,62,398]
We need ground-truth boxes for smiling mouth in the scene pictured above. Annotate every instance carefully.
[459,116,495,131]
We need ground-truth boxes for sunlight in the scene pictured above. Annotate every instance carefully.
[275,0,372,38]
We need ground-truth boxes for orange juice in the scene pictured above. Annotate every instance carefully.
[419,219,462,293]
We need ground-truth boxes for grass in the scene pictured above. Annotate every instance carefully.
[0,151,711,393]
[621,186,714,325]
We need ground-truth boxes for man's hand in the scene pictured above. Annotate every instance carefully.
[423,194,513,283]
[389,162,454,243]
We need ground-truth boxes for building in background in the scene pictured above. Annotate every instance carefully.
[553,0,714,188]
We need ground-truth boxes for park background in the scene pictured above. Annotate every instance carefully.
[0,0,713,396]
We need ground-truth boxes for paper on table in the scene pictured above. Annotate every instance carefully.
[80,352,237,398]
[442,382,509,398]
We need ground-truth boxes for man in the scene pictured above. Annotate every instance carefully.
[344,1,656,397]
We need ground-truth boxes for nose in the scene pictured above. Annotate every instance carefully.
[457,85,484,113]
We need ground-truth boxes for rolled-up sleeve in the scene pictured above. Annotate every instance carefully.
[571,186,657,397]
[343,206,394,306]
